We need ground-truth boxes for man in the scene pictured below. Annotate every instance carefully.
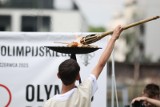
[44,25,123,107]
[132,83,160,107]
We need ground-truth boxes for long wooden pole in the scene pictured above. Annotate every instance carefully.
[80,16,160,44]
[101,16,159,37]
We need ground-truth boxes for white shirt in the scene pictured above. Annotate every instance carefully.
[44,74,98,107]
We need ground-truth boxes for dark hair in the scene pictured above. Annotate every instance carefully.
[58,59,80,85]
[143,83,160,98]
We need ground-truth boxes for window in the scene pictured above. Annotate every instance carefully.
[21,16,51,32]
[0,15,11,31]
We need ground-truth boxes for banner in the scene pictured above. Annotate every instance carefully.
[0,32,108,107]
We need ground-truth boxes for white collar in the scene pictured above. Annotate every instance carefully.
[53,88,76,101]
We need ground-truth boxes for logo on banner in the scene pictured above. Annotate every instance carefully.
[80,53,95,66]
[0,84,12,107]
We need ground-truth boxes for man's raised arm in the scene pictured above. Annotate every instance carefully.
[91,25,123,79]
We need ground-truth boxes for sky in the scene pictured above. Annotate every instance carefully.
[75,0,124,26]
[55,0,124,27]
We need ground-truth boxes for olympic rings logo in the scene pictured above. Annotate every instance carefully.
[0,84,12,107]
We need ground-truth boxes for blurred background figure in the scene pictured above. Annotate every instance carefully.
[132,83,160,107]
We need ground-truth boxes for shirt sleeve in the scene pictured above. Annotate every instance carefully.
[88,74,98,96]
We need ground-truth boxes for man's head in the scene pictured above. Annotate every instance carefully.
[142,83,160,107]
[58,59,80,86]
[143,83,160,99]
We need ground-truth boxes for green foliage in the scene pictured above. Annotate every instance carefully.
[123,31,152,63]
[88,26,106,32]
[158,58,160,63]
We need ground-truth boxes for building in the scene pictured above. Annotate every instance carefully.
[108,0,160,62]
[138,0,160,62]
[0,0,88,32]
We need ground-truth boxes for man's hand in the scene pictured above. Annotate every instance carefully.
[131,97,147,104]
[111,25,123,40]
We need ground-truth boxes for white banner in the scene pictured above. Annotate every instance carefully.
[0,32,109,107]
